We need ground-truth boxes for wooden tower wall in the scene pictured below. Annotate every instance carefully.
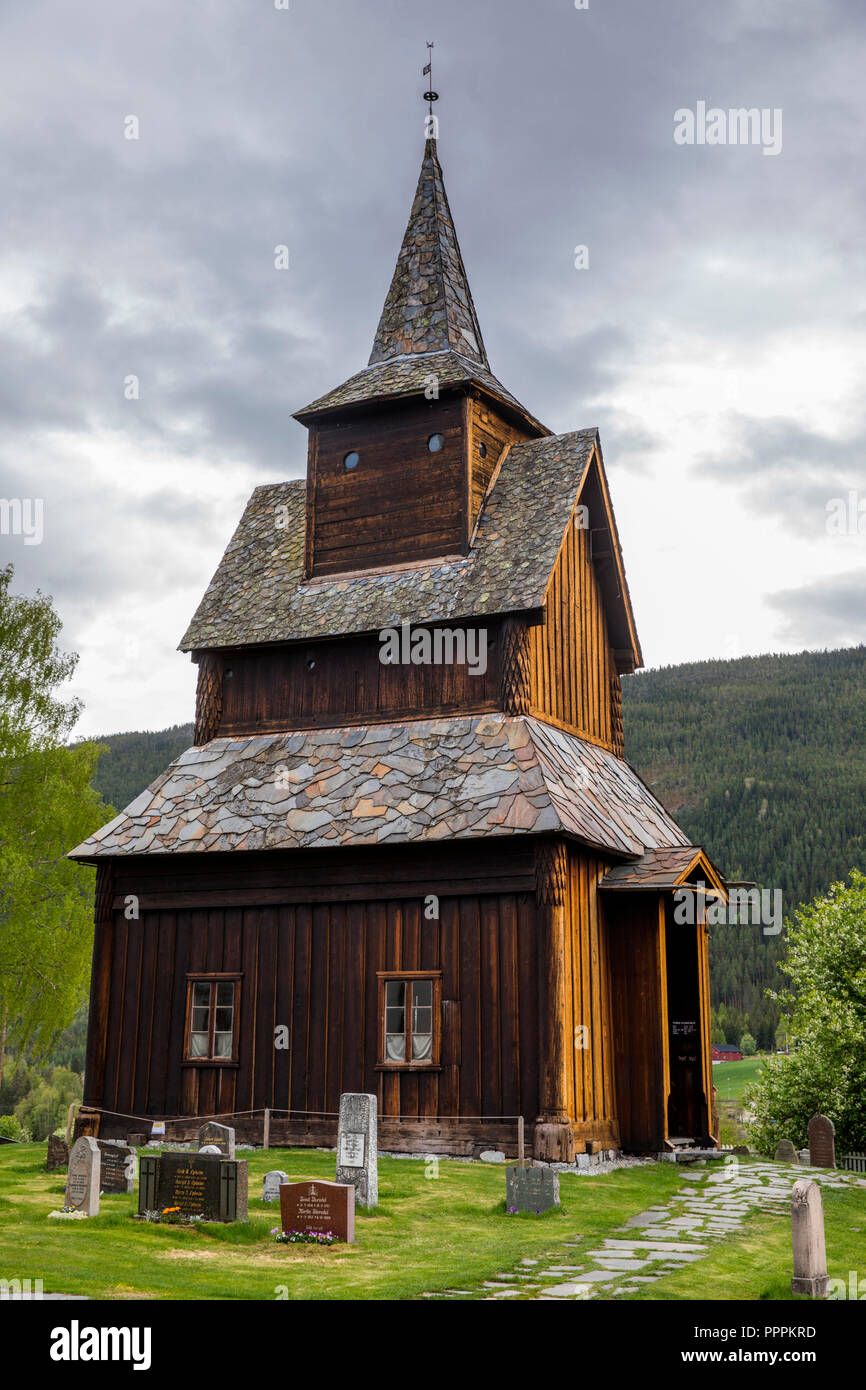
[528,513,619,750]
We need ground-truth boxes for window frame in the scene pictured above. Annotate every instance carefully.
[375,971,442,1071]
[183,973,242,1066]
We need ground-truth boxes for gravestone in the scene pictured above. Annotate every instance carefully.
[96,1141,136,1194]
[138,1151,248,1221]
[506,1164,560,1213]
[335,1093,378,1208]
[280,1180,354,1243]
[807,1114,835,1169]
[262,1170,289,1203]
[47,1135,69,1171]
[66,1136,101,1216]
[198,1121,235,1158]
[791,1178,830,1298]
[774,1139,798,1163]
[798,1148,811,1166]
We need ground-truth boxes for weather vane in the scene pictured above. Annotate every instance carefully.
[422,41,439,119]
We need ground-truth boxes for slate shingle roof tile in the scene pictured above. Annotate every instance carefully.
[179,427,598,651]
[68,714,688,862]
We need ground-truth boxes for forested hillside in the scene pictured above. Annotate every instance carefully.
[621,646,866,1047]
[86,647,866,1050]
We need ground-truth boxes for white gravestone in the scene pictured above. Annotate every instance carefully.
[66,1136,101,1216]
[262,1170,289,1203]
[791,1178,830,1298]
[335,1093,378,1208]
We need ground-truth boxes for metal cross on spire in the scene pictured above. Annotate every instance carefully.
[422,41,439,120]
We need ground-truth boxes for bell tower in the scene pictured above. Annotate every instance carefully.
[296,138,546,578]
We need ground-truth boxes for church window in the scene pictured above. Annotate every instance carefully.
[377,972,441,1067]
[427,433,444,453]
[343,450,360,470]
[184,976,240,1062]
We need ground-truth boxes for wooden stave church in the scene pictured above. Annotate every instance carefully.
[70,136,727,1161]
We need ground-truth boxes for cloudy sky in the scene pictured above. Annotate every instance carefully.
[1,0,864,737]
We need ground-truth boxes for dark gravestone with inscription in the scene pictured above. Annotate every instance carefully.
[97,1141,136,1194]
[197,1121,235,1158]
[138,1152,248,1221]
[808,1114,836,1169]
[47,1135,69,1171]
[279,1180,355,1243]
[506,1164,560,1213]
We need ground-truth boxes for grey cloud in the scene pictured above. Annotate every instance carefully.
[767,569,866,647]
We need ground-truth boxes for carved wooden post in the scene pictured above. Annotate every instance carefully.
[609,672,625,756]
[534,840,575,1163]
[194,651,224,745]
[83,862,114,1113]
[499,616,531,715]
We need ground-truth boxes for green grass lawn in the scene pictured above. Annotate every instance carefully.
[713,1055,766,1104]
[1,1145,864,1301]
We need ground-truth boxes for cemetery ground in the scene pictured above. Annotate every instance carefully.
[1,1145,865,1301]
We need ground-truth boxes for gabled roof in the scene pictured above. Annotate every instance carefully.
[599,845,727,894]
[68,714,688,863]
[369,139,488,369]
[180,427,599,652]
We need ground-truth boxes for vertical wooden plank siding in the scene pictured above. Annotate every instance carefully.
[91,882,541,1134]
[529,508,616,747]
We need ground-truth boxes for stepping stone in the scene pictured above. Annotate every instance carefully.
[625,1210,671,1227]
[594,1259,650,1271]
[545,1282,603,1297]
[520,1258,539,1265]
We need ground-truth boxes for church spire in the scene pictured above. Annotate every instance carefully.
[368,138,489,369]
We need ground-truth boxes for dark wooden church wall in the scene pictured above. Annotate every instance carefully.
[529,507,616,749]
[605,892,670,1151]
[309,395,467,574]
[217,623,502,735]
[88,845,541,1132]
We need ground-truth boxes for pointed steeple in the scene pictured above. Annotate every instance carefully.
[368,139,489,369]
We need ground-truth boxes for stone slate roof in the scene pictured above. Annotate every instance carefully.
[369,138,488,369]
[294,348,543,431]
[68,714,688,862]
[179,427,598,652]
[600,846,727,890]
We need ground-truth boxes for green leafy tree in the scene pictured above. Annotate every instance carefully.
[0,565,111,1077]
[747,869,866,1154]
[14,1066,81,1141]
[739,1031,757,1056]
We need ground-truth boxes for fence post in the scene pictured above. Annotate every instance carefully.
[517,1115,525,1168]
[263,1107,270,1150]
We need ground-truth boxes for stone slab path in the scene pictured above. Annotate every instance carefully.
[422,1159,863,1301]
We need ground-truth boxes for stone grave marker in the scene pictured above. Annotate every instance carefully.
[66,1136,101,1216]
[807,1114,835,1169]
[791,1178,830,1298]
[138,1151,248,1221]
[506,1164,560,1213]
[96,1140,136,1194]
[46,1135,69,1171]
[798,1148,811,1166]
[198,1121,235,1158]
[774,1139,798,1163]
[263,1170,289,1203]
[335,1093,377,1208]
[280,1180,354,1243]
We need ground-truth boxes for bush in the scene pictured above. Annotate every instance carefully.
[0,1114,31,1141]
[739,1032,757,1057]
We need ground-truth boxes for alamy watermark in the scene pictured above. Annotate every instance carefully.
[0,498,43,545]
[674,102,782,157]
[379,621,488,676]
[673,881,783,936]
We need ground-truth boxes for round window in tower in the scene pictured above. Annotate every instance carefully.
[427,433,445,453]
[343,451,360,471]
[479,441,487,459]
